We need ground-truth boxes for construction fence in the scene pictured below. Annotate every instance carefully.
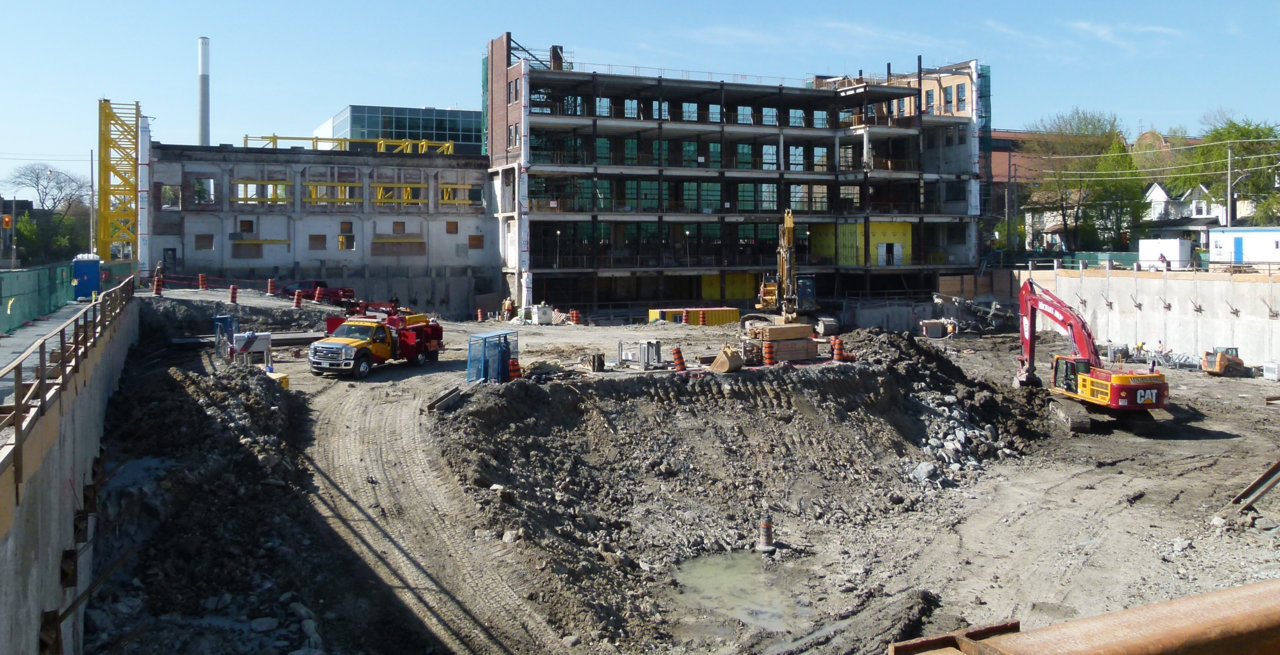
[1,261,135,334]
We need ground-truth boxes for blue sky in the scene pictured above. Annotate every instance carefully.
[2,0,1278,201]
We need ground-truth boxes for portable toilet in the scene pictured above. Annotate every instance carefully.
[71,253,102,299]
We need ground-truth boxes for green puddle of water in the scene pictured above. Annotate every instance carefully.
[671,550,810,633]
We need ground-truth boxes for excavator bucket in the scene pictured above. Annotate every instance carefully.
[709,345,744,374]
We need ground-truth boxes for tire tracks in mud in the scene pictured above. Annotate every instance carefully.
[303,370,561,653]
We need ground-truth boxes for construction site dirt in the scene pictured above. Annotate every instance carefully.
[85,290,1280,654]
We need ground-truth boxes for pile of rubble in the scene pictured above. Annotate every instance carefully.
[140,295,339,343]
[838,328,1054,485]
[88,363,435,654]
[431,328,1054,651]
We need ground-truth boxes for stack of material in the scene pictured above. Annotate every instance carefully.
[747,323,817,362]
[746,324,812,341]
[771,339,818,361]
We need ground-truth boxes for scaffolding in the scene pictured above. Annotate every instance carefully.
[243,135,454,155]
[96,100,139,260]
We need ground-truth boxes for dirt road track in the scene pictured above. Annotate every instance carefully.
[300,359,564,653]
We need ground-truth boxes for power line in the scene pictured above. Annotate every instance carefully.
[0,156,91,163]
[1023,152,1280,177]
[1027,137,1280,161]
[1040,162,1279,183]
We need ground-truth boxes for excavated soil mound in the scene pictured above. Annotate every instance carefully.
[432,329,1054,651]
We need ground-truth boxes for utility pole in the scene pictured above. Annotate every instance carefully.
[1012,163,1021,251]
[1226,144,1234,228]
[89,149,96,249]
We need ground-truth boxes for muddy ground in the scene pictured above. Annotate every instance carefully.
[85,291,1280,653]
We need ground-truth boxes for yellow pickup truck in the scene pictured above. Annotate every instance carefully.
[308,312,443,379]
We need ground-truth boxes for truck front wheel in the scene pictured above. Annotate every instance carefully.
[427,347,439,362]
[353,355,372,379]
[412,350,428,366]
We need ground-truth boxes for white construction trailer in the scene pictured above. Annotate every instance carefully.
[1208,227,1280,268]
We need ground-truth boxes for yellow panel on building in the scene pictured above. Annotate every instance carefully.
[810,224,836,262]
[837,224,862,266]
[870,223,913,264]
[701,275,721,300]
[725,273,756,300]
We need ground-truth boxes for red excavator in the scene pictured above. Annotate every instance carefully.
[1015,279,1169,431]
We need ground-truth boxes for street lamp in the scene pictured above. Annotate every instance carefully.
[684,229,691,266]
[555,229,561,268]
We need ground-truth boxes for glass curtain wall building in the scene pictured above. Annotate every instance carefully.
[319,106,484,155]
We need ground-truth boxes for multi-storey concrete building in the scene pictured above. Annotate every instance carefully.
[484,33,991,311]
[144,141,501,317]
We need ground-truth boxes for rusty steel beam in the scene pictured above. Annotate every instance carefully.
[1228,457,1280,513]
[890,578,1280,655]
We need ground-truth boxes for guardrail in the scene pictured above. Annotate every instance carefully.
[1,276,135,504]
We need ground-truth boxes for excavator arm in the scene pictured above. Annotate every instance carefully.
[1015,279,1101,386]
[777,209,798,323]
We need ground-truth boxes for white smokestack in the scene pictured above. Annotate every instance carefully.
[198,37,210,146]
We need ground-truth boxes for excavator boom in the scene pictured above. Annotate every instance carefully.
[1016,279,1101,385]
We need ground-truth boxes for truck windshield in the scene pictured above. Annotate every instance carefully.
[331,324,373,340]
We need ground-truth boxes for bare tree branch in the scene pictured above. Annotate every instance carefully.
[5,163,90,215]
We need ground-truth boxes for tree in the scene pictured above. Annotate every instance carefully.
[5,163,90,215]
[4,164,91,263]
[1174,118,1280,225]
[1087,137,1149,250]
[1023,109,1124,250]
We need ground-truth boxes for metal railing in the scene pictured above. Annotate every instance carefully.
[1,277,135,504]
[569,62,808,88]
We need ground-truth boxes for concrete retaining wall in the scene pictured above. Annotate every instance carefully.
[1037,269,1280,366]
[0,300,139,653]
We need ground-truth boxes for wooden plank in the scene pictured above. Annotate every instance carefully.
[751,324,813,341]
[427,387,462,413]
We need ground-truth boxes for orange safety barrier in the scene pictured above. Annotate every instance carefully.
[293,291,303,308]
[153,276,164,297]
[507,358,521,381]
[266,278,276,295]
[197,273,207,291]
[570,310,581,325]
[477,308,484,322]
[672,347,687,371]
[762,341,777,366]
[313,286,324,303]
[681,309,690,324]
[757,514,775,552]
[229,285,238,304]
[831,337,845,362]
[698,310,706,326]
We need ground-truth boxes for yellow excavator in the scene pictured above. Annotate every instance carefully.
[741,209,838,335]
